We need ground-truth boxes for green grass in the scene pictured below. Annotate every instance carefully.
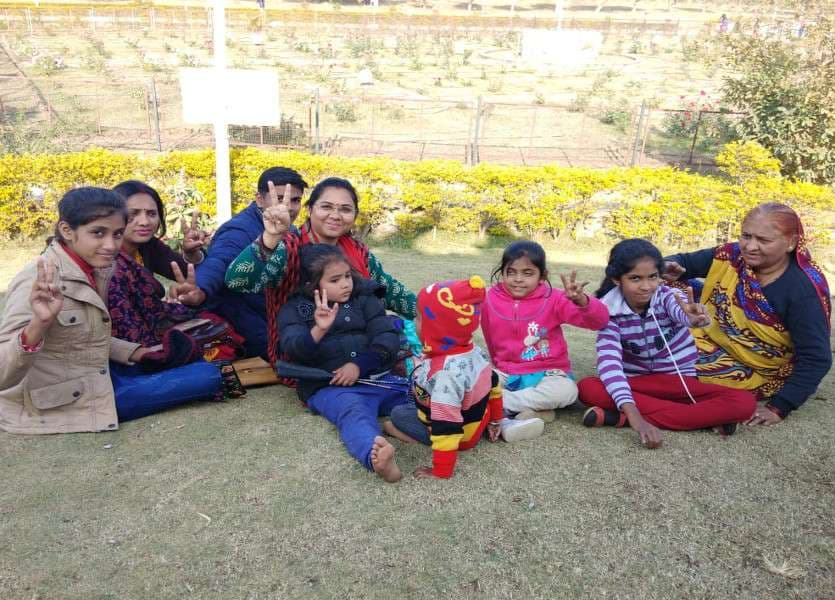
[1,240,833,599]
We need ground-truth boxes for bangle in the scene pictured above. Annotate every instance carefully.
[489,421,502,426]
[19,330,44,353]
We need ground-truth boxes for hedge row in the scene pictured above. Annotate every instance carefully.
[0,147,832,253]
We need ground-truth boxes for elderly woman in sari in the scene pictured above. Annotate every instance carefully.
[664,203,831,425]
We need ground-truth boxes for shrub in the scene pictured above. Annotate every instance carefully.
[0,149,831,256]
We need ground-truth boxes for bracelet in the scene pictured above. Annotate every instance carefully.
[489,421,502,426]
[19,330,44,353]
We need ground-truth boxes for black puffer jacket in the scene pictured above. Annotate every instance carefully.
[277,279,400,402]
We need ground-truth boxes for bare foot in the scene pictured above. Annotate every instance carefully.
[370,436,402,483]
[382,420,420,444]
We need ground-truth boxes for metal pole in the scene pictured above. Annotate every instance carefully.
[150,78,162,151]
[688,110,703,165]
[314,87,321,153]
[630,99,646,167]
[472,95,482,165]
[212,0,232,224]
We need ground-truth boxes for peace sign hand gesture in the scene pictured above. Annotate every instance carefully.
[559,270,590,307]
[166,261,206,306]
[261,181,292,251]
[674,287,710,328]
[312,288,338,334]
[30,257,63,325]
[181,209,210,263]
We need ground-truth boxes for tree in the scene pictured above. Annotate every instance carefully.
[719,18,835,183]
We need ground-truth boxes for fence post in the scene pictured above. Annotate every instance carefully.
[314,87,321,153]
[26,8,32,33]
[471,95,482,165]
[688,110,703,165]
[630,99,647,167]
[149,78,162,151]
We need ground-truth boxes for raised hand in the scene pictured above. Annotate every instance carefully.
[166,261,206,306]
[662,260,686,282]
[261,181,292,250]
[674,287,710,327]
[30,257,63,325]
[559,270,590,307]
[312,288,338,333]
[181,209,210,261]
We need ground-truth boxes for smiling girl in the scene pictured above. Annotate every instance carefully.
[0,187,221,434]
[480,241,609,440]
[578,238,756,449]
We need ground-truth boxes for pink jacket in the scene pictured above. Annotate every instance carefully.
[481,282,609,376]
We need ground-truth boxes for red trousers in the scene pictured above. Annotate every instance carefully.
[578,374,756,430]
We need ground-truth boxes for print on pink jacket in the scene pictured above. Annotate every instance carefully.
[481,282,610,376]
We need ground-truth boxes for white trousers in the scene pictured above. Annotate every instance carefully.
[497,370,578,414]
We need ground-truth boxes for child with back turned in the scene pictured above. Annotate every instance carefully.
[385,276,504,479]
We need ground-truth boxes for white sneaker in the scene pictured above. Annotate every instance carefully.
[500,417,544,443]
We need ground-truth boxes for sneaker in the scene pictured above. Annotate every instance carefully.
[582,406,627,428]
[500,417,545,443]
[515,409,557,423]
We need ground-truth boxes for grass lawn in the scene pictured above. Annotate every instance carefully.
[0,239,833,599]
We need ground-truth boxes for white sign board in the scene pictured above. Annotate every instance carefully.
[179,68,280,126]
[521,29,602,69]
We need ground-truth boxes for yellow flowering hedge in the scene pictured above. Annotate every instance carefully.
[1,147,832,253]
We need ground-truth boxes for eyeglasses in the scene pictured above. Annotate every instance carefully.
[314,203,356,217]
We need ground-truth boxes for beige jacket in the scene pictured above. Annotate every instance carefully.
[0,242,140,434]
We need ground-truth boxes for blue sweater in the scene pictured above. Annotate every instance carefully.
[196,202,270,358]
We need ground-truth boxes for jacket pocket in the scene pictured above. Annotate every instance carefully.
[56,309,86,327]
[30,378,87,410]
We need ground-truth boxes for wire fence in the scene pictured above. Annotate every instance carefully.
[0,4,745,170]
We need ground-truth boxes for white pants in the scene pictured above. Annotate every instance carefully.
[497,370,578,414]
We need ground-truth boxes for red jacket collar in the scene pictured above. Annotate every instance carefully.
[60,242,97,288]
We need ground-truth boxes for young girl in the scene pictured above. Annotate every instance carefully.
[480,241,610,439]
[0,187,221,435]
[277,244,408,482]
[578,238,757,448]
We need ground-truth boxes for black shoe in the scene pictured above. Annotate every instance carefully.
[582,406,626,428]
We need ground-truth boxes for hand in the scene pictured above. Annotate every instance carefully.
[745,405,783,426]
[313,288,338,332]
[181,209,210,261]
[331,362,360,386]
[167,261,206,306]
[662,260,686,282]
[623,406,663,449]
[413,466,441,479]
[29,257,63,325]
[129,347,150,363]
[261,181,292,250]
[559,270,590,307]
[674,286,710,327]
[487,422,501,442]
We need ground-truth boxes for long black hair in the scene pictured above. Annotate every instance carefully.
[298,243,360,299]
[595,238,664,298]
[490,240,550,285]
[112,179,167,238]
[49,187,127,245]
[306,177,359,214]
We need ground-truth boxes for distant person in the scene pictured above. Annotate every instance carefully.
[663,203,831,425]
[719,13,729,33]
[480,240,609,438]
[222,177,417,366]
[169,167,309,359]
[0,188,221,434]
